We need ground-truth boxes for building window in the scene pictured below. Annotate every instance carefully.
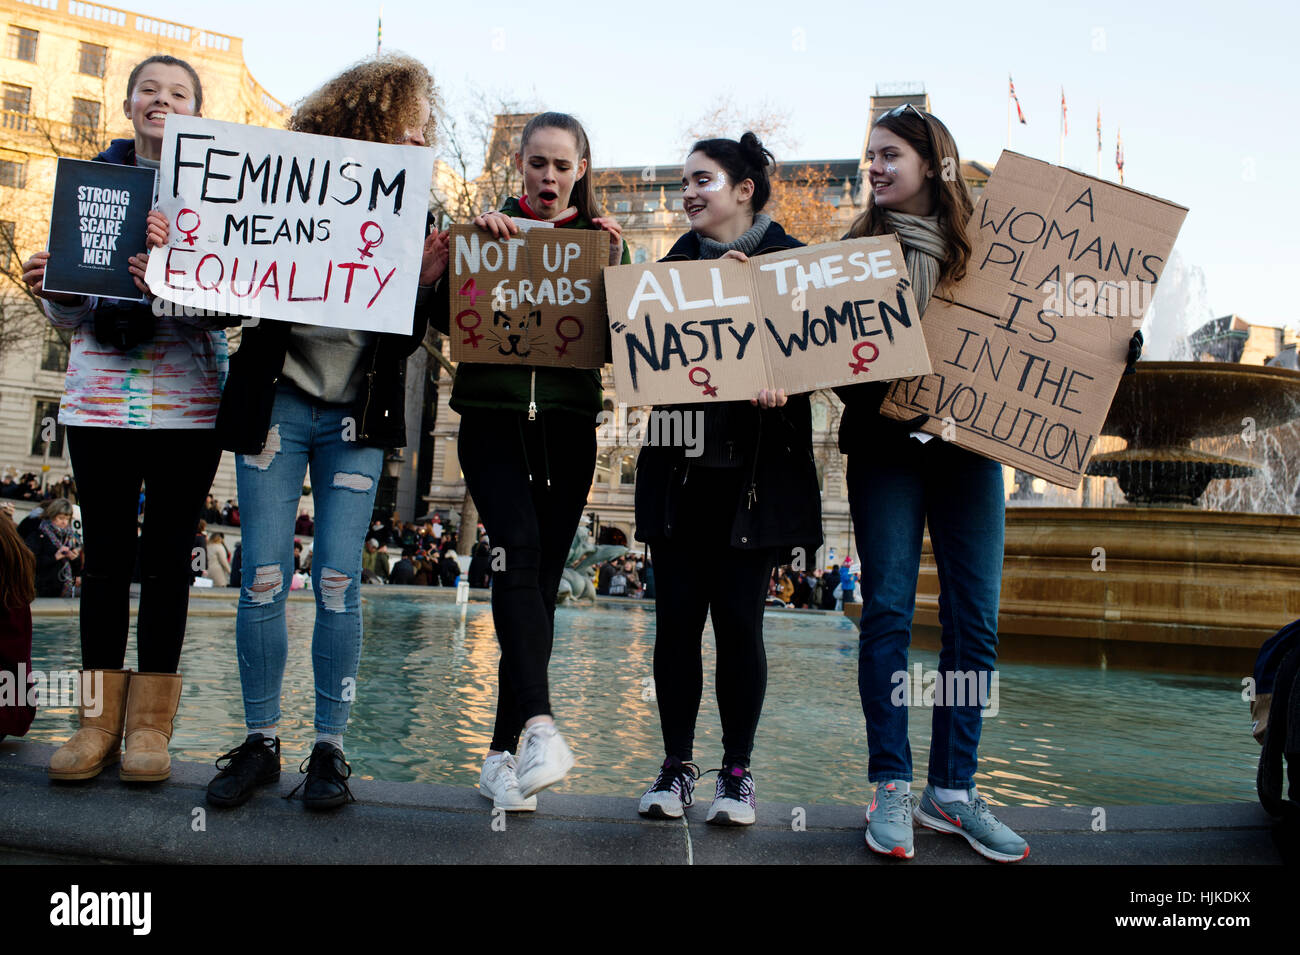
[595,450,612,486]
[619,455,636,485]
[2,82,31,114]
[78,41,107,77]
[671,198,684,210]
[41,325,69,372]
[633,247,648,264]
[0,218,13,271]
[0,158,26,189]
[7,26,38,62]
[70,97,100,140]
[614,200,631,213]
[31,399,64,456]
[643,200,657,212]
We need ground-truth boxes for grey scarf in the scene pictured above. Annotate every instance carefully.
[698,213,772,260]
[883,210,947,316]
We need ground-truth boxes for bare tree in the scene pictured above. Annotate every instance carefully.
[768,163,842,245]
[0,72,117,356]
[430,86,539,227]
[680,94,799,154]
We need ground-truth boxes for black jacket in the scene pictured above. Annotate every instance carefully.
[634,221,823,553]
[215,213,434,454]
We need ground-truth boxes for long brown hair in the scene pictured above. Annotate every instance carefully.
[520,112,600,223]
[845,107,973,290]
[0,512,35,608]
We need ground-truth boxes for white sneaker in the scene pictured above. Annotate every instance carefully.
[515,722,574,798]
[479,751,537,812]
[706,765,756,826]
[638,758,700,819]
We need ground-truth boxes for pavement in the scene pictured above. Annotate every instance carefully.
[0,740,1283,865]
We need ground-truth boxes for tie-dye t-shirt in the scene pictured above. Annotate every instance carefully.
[43,298,228,429]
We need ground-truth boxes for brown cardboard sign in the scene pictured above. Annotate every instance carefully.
[448,223,610,368]
[603,236,932,405]
[878,151,1188,488]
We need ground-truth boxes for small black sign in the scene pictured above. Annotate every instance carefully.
[44,157,157,300]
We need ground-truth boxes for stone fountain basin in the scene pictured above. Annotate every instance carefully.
[1102,361,1300,445]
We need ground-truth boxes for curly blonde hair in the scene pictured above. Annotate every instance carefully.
[289,53,436,146]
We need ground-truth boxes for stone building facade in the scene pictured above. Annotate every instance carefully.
[0,0,286,507]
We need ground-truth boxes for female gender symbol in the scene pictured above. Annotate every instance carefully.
[175,209,201,246]
[455,309,483,348]
[357,221,384,259]
[688,366,719,397]
[849,341,880,375]
[554,316,584,356]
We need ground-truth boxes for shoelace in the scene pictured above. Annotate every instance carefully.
[649,761,700,803]
[707,767,755,807]
[213,738,272,774]
[876,788,914,825]
[497,754,521,789]
[965,795,1003,830]
[285,746,356,803]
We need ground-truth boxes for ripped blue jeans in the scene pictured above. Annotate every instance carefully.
[234,383,382,737]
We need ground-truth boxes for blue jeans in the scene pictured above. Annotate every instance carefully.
[234,384,382,736]
[846,436,1004,789]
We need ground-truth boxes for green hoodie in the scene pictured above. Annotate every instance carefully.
[447,196,631,418]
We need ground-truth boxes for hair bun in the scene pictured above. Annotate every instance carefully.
[739,130,774,170]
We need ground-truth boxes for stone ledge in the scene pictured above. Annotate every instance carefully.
[0,741,1282,866]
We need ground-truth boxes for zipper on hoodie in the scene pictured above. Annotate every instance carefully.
[528,368,537,421]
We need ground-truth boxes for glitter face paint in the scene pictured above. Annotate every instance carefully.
[699,170,728,192]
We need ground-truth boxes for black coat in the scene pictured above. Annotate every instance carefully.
[215,216,433,454]
[634,221,823,554]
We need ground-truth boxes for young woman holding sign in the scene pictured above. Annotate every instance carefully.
[203,54,444,811]
[634,132,821,826]
[433,112,629,811]
[22,55,219,784]
[835,104,1033,862]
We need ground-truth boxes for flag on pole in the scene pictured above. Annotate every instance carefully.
[1116,128,1125,185]
[377,7,383,55]
[1096,106,1102,153]
[1061,88,1068,136]
[1009,74,1027,124]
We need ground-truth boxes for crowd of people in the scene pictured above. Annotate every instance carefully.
[0,51,1057,862]
[594,555,651,599]
[767,562,862,610]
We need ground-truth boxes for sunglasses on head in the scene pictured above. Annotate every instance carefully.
[882,103,927,122]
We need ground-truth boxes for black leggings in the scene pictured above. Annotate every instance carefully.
[648,467,778,768]
[457,409,595,753]
[66,425,222,674]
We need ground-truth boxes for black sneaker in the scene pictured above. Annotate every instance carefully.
[207,734,281,808]
[286,742,355,811]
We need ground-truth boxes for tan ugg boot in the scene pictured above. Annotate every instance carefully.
[47,669,131,781]
[120,672,183,783]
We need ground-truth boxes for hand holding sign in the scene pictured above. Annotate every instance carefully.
[448,223,610,369]
[144,115,434,333]
[878,151,1187,488]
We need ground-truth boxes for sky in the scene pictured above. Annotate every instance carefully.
[153,0,1299,330]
